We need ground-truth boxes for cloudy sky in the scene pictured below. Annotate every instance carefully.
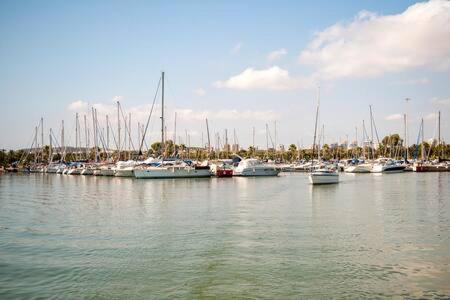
[1,0,450,150]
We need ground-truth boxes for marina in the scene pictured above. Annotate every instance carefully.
[0,171,449,298]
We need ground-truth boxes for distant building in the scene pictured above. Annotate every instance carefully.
[329,143,339,149]
[231,144,240,152]
[348,141,358,149]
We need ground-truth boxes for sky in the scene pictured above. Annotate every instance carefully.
[1,0,450,150]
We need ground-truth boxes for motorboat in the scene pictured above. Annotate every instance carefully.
[309,168,339,184]
[81,166,95,175]
[344,162,372,173]
[413,161,450,172]
[134,160,211,179]
[210,161,234,177]
[233,158,280,176]
[100,164,115,176]
[371,159,405,173]
[47,163,65,174]
[67,167,82,175]
[114,160,137,177]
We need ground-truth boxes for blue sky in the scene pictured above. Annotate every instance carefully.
[1,0,449,150]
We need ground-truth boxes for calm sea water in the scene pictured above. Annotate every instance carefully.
[0,172,449,299]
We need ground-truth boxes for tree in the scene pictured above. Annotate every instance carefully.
[151,142,162,153]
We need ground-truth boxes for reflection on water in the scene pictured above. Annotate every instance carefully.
[0,172,449,298]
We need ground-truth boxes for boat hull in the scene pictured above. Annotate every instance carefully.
[414,165,450,172]
[67,169,81,175]
[134,167,211,179]
[344,164,372,173]
[100,169,115,176]
[114,168,135,177]
[309,173,339,184]
[81,169,94,175]
[216,169,233,177]
[234,168,280,176]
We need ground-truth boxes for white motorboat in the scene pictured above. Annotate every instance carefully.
[93,169,102,176]
[371,159,405,173]
[134,160,211,179]
[309,168,339,184]
[233,158,280,176]
[344,163,372,173]
[67,167,82,175]
[114,160,137,177]
[100,165,115,176]
[47,163,65,174]
[81,167,94,175]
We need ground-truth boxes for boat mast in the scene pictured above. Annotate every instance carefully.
[61,120,65,161]
[206,118,211,156]
[252,126,255,151]
[117,101,121,160]
[49,130,52,163]
[274,121,277,150]
[41,117,44,158]
[405,98,410,160]
[92,107,96,162]
[84,114,88,159]
[225,129,228,156]
[106,115,109,151]
[75,113,79,160]
[362,120,367,159]
[34,126,38,163]
[421,118,425,161]
[161,71,165,157]
[369,105,374,159]
[404,113,407,161]
[311,87,320,166]
[128,112,131,160]
[137,121,141,155]
[438,110,441,160]
[173,112,177,145]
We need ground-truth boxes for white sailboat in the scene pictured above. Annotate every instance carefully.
[133,72,211,179]
[309,88,339,185]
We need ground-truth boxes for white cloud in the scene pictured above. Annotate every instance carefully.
[194,88,206,96]
[299,0,450,79]
[430,97,450,107]
[385,114,403,121]
[214,66,313,91]
[267,48,288,61]
[231,42,243,54]
[68,100,89,112]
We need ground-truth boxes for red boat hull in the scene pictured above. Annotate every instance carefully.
[216,169,233,177]
[415,165,450,172]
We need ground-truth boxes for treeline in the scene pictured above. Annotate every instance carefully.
[1,135,449,167]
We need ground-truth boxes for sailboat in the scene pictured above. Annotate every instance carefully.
[309,88,339,185]
[133,72,211,179]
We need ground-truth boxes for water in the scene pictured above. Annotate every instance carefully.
[0,172,449,299]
